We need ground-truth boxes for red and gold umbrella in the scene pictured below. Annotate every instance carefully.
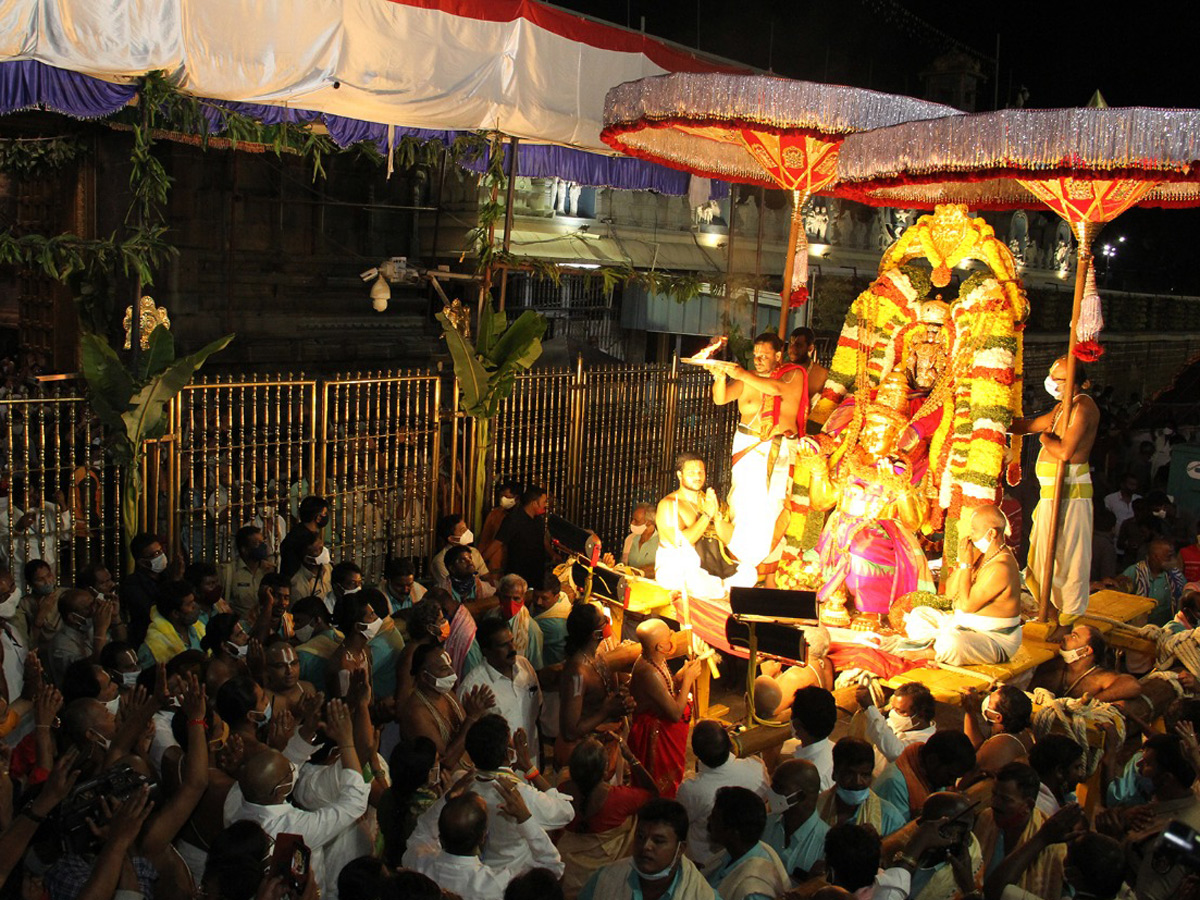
[835,105,1200,621]
[602,72,955,335]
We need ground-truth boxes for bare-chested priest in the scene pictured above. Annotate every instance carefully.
[655,452,752,601]
[1011,357,1100,626]
[902,505,1023,665]
[709,332,809,577]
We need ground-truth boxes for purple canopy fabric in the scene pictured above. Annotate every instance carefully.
[0,60,136,119]
[0,60,723,197]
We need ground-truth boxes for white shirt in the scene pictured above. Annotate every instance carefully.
[226,763,369,900]
[404,772,574,871]
[458,656,542,750]
[1035,782,1061,818]
[790,738,834,791]
[410,818,563,900]
[854,706,936,773]
[676,755,770,872]
[432,544,489,584]
[0,622,28,703]
[1105,491,1140,533]
[149,708,181,774]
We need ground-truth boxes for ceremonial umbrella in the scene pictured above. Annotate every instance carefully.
[834,105,1200,621]
[601,73,956,336]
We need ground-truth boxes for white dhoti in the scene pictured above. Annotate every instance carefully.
[904,608,1023,665]
[727,425,795,573]
[1025,461,1092,621]
[654,539,755,602]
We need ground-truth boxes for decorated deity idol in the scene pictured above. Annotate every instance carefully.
[792,371,935,630]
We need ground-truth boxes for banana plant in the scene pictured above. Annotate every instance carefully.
[437,302,545,530]
[80,325,234,567]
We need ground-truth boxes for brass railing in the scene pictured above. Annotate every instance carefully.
[1,359,737,582]
[0,395,123,590]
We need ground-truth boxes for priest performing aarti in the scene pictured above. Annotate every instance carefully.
[708,332,808,580]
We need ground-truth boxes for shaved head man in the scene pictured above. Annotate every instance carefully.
[903,504,1023,665]
[629,617,701,797]
[239,748,294,805]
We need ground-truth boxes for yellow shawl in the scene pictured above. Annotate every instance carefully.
[973,808,1064,900]
[817,786,884,834]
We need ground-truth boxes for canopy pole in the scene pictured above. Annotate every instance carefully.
[752,185,765,334]
[778,188,809,339]
[1036,221,1096,622]
[498,136,519,311]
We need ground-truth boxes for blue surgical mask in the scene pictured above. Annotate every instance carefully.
[836,786,872,806]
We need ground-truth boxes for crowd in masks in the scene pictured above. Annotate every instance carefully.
[4,484,1200,900]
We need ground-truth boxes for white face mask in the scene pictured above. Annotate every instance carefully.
[429,672,457,694]
[90,730,112,752]
[636,846,681,882]
[454,528,474,546]
[359,618,383,640]
[294,623,315,643]
[1152,509,1168,520]
[630,523,648,536]
[227,641,249,659]
[973,531,992,553]
[888,709,915,734]
[1045,375,1063,400]
[499,497,516,509]
[104,696,121,716]
[149,553,168,574]
[120,670,140,688]
[1060,646,1089,664]
[309,548,331,567]
[0,591,19,619]
[342,585,362,595]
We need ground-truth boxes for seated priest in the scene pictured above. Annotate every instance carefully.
[903,505,1023,665]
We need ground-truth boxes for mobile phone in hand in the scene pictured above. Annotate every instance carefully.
[271,833,311,896]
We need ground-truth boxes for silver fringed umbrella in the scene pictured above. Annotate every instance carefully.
[602,72,956,336]
[836,105,1200,623]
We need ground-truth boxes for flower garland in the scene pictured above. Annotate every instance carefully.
[780,205,1028,585]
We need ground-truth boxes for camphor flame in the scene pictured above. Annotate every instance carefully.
[687,335,727,363]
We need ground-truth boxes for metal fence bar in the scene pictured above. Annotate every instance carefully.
[320,371,441,581]
[175,375,319,569]
[0,395,124,590]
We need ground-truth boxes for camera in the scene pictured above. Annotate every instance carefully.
[1158,820,1200,871]
[58,764,157,854]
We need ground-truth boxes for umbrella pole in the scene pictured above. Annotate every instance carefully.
[1036,222,1095,622]
[778,188,809,339]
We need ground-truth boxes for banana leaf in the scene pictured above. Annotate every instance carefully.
[139,323,175,380]
[437,311,490,416]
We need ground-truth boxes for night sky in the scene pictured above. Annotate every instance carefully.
[555,0,1200,293]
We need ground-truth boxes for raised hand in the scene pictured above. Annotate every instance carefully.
[463,684,496,720]
[94,597,116,635]
[266,706,297,750]
[35,745,82,812]
[324,699,354,747]
[180,673,207,721]
[105,785,154,848]
[445,766,477,800]
[494,776,532,824]
[1038,802,1086,844]
[34,682,63,727]
[295,690,325,736]
[513,728,532,772]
